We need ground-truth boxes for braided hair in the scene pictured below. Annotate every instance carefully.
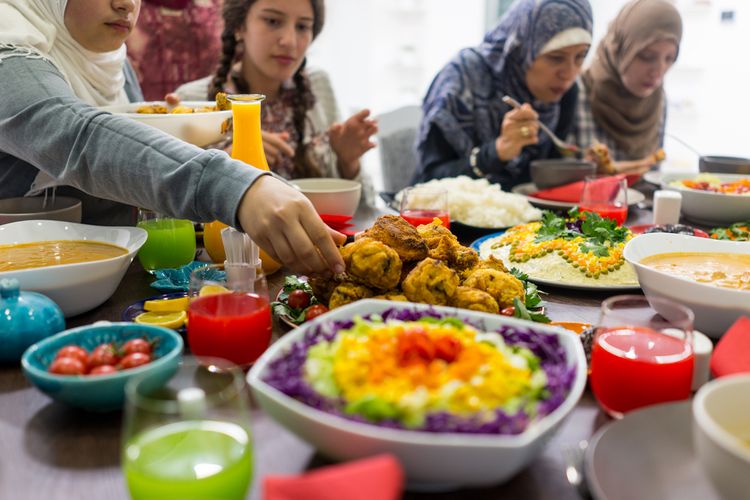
[209,0,326,178]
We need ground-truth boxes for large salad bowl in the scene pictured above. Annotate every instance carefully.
[247,299,587,489]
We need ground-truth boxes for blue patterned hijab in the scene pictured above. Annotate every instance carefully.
[418,0,593,160]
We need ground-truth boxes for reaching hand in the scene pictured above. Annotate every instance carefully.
[329,109,378,178]
[237,175,346,276]
[495,104,540,161]
[262,131,295,169]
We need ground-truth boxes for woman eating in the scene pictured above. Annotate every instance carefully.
[414,0,593,189]
[176,0,377,180]
[570,0,682,175]
[0,0,344,276]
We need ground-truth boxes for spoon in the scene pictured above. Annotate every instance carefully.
[502,95,581,157]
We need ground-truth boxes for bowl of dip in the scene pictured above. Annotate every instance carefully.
[623,233,750,338]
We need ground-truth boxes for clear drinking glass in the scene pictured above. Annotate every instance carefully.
[136,209,196,271]
[589,295,695,419]
[187,263,271,368]
[122,357,253,500]
[399,187,450,229]
[579,175,628,226]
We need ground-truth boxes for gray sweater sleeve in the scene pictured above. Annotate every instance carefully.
[0,55,267,228]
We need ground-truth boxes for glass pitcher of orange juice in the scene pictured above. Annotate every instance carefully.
[204,94,280,274]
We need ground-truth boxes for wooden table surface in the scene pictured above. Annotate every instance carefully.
[0,193,673,500]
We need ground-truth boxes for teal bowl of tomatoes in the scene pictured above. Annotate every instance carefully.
[21,322,183,412]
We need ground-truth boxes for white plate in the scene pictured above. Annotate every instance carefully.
[642,171,661,186]
[511,183,645,210]
[585,401,720,500]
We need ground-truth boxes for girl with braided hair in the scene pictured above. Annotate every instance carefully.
[176,0,376,180]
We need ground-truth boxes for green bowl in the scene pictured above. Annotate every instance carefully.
[21,322,183,411]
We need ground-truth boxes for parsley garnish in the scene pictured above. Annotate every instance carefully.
[534,207,627,257]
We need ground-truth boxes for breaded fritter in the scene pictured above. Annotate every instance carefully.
[340,237,402,290]
[451,286,499,314]
[329,282,375,309]
[308,274,341,304]
[463,269,525,309]
[401,258,459,305]
[450,245,479,272]
[359,215,428,262]
[372,290,409,302]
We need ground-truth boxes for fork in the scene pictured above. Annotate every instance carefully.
[501,95,581,157]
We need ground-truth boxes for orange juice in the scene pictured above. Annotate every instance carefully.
[203,95,280,274]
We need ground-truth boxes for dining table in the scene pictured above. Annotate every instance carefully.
[0,182,692,500]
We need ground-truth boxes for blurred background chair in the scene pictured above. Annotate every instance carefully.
[376,105,422,194]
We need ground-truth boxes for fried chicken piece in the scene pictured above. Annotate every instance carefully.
[308,274,341,305]
[170,105,195,114]
[340,237,402,290]
[359,215,428,262]
[451,286,499,314]
[402,258,459,306]
[372,290,409,302]
[463,269,525,309]
[480,255,509,274]
[329,282,375,309]
[451,245,479,272]
[215,91,230,111]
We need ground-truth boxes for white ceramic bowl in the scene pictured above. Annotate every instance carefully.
[99,101,231,147]
[623,233,750,338]
[661,172,750,225]
[693,374,750,500]
[0,197,82,225]
[291,178,362,217]
[247,299,587,489]
[0,220,147,317]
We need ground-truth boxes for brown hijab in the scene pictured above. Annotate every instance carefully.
[582,0,682,159]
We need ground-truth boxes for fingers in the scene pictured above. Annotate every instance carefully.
[299,209,346,274]
[614,159,652,175]
[164,93,180,106]
[507,103,539,121]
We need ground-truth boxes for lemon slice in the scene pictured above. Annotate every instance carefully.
[199,284,230,297]
[135,310,187,329]
[144,296,189,312]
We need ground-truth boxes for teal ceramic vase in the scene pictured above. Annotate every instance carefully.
[0,278,65,361]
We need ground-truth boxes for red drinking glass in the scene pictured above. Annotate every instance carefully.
[579,175,628,225]
[399,187,450,229]
[590,295,695,419]
[187,263,271,368]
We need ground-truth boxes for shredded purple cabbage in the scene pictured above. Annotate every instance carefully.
[263,307,577,435]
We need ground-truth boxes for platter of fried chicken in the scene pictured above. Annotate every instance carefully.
[273,215,549,327]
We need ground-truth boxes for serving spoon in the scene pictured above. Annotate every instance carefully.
[502,95,581,157]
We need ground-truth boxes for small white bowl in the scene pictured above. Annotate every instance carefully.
[291,178,362,217]
[100,101,231,148]
[0,220,147,317]
[661,172,750,225]
[693,374,750,500]
[247,299,587,489]
[623,233,750,338]
[0,196,82,224]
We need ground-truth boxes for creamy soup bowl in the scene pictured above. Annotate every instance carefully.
[623,233,750,338]
[0,220,147,317]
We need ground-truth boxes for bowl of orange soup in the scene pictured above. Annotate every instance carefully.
[624,233,750,338]
[0,220,147,317]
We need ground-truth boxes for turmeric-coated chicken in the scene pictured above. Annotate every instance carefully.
[372,290,409,302]
[329,282,375,309]
[416,219,459,260]
[401,258,459,305]
[359,215,428,262]
[340,237,402,290]
[451,286,499,314]
[462,268,524,309]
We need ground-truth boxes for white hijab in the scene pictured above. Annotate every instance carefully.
[0,0,129,106]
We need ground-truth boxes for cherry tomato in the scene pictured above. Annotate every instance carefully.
[304,304,329,321]
[89,365,118,376]
[55,345,89,368]
[500,306,516,317]
[287,289,311,310]
[48,357,86,375]
[89,343,119,368]
[118,352,151,370]
[122,338,152,356]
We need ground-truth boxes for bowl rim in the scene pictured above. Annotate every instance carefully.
[20,322,184,385]
[290,178,362,193]
[623,233,750,300]
[661,172,750,198]
[0,196,81,217]
[247,299,587,447]
[693,374,750,462]
[99,100,232,118]
[0,220,147,275]
[699,155,750,165]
